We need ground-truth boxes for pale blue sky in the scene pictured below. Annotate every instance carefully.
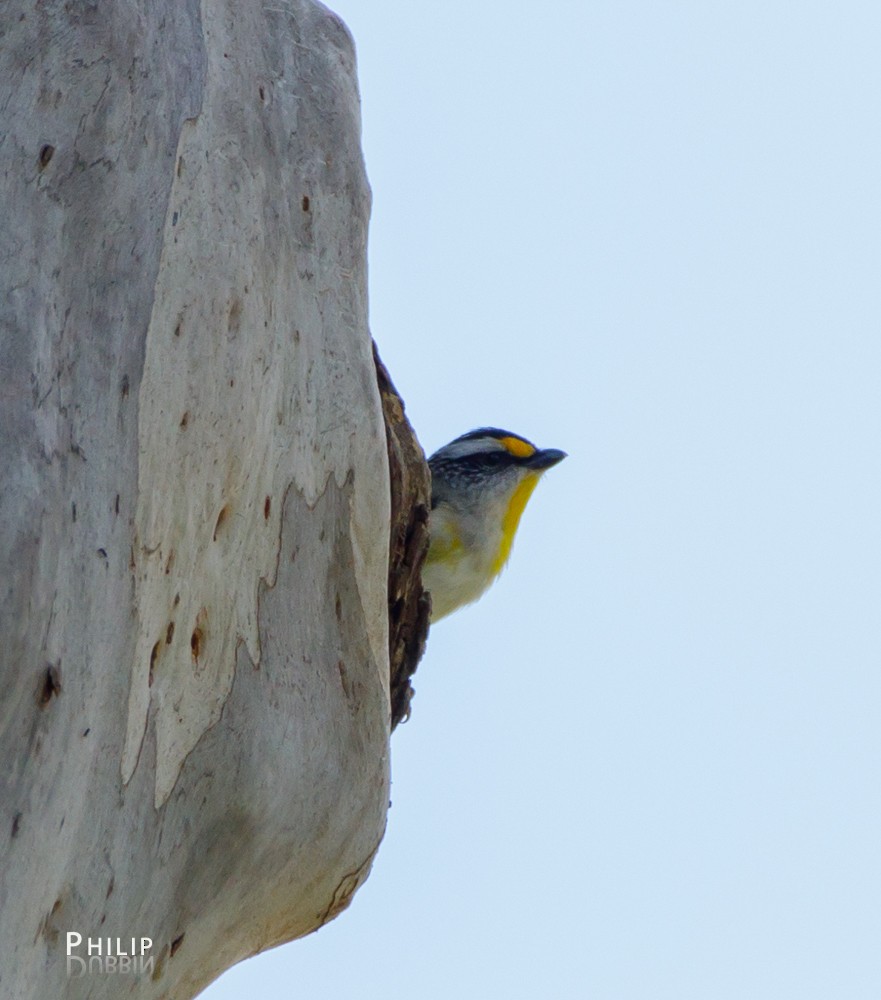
[204,2,881,997]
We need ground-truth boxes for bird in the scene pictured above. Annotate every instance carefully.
[422,428,566,621]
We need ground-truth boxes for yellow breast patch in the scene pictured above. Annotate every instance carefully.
[425,507,463,565]
[491,472,540,576]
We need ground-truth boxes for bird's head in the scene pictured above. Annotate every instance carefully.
[424,428,566,620]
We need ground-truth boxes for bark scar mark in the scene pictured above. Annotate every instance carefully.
[38,663,62,706]
[318,839,382,927]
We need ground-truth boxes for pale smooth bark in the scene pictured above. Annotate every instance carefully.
[0,2,397,996]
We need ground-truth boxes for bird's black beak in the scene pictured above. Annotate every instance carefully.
[525,448,567,471]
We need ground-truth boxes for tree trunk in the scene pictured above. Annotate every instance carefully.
[0,2,425,996]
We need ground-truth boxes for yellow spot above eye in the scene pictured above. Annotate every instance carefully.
[499,435,535,459]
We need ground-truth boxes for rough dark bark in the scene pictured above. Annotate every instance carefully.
[374,345,431,729]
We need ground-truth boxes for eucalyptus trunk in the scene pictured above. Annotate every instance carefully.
[0,2,427,997]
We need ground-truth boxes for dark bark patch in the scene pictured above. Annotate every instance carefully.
[373,343,431,728]
[227,297,242,334]
[38,663,62,706]
[149,642,160,686]
[190,624,204,661]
